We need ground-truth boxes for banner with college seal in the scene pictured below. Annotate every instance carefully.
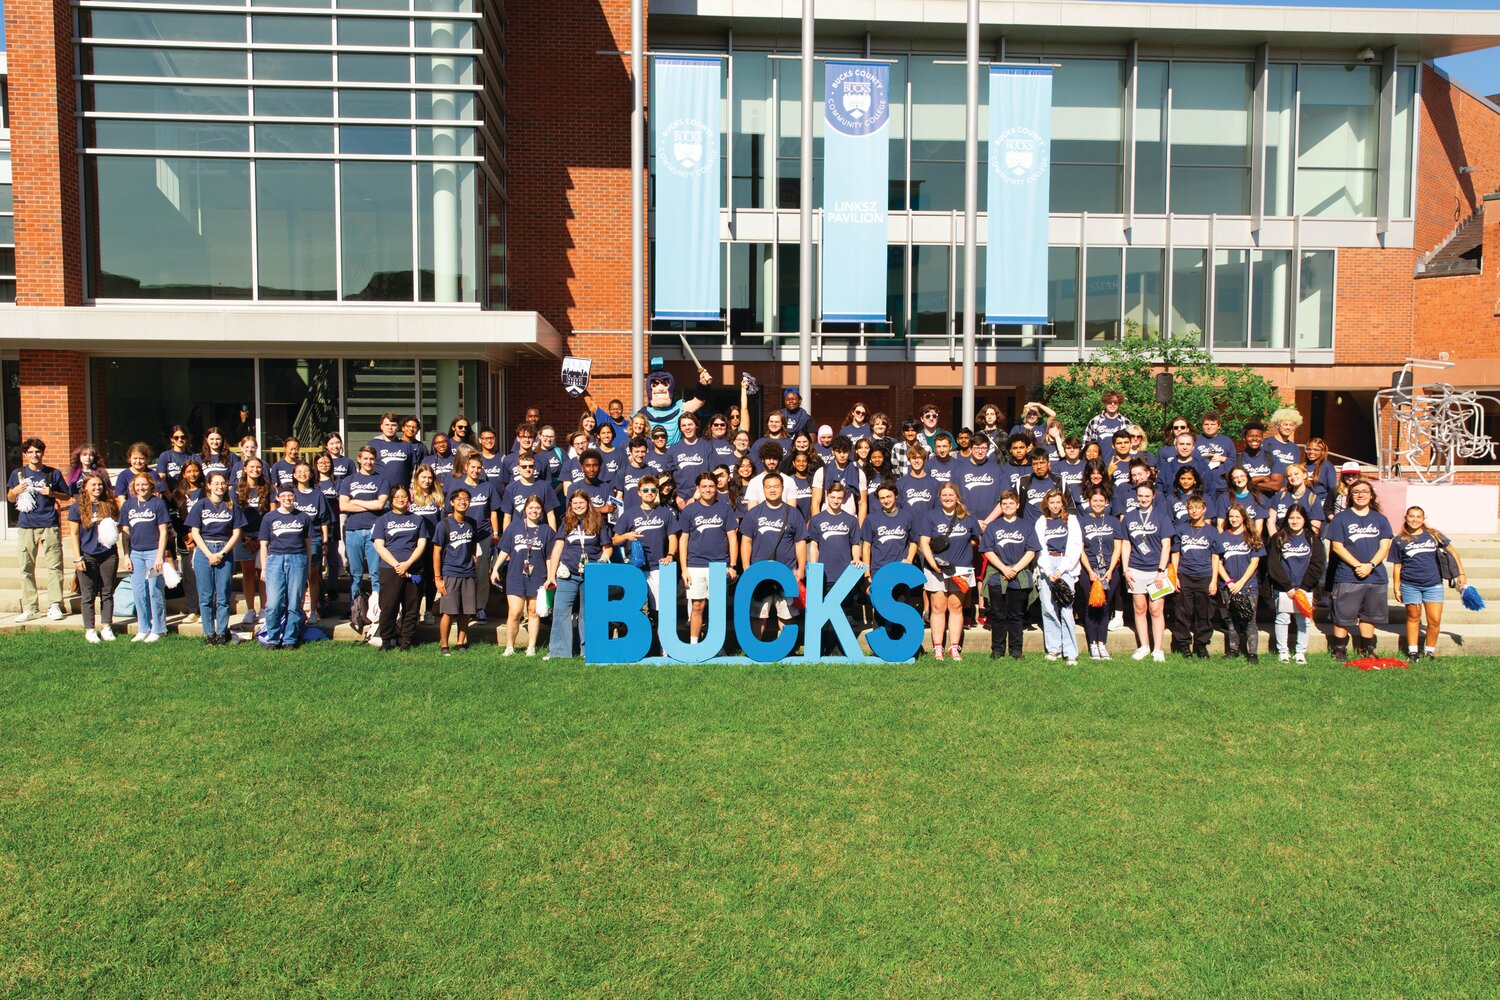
[986,65,1053,325]
[821,60,891,324]
[652,56,721,322]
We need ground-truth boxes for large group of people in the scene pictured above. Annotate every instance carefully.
[4,379,1473,662]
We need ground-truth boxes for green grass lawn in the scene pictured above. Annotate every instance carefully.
[1,633,1497,998]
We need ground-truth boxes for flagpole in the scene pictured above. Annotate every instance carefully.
[630,0,645,413]
[961,0,979,431]
[799,0,815,410]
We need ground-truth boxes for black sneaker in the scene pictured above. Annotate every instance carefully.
[1247,654,1260,663]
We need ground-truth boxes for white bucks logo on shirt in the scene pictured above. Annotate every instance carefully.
[270,517,304,537]
[1180,534,1212,554]
[1346,522,1384,541]
[127,507,158,527]
[693,515,725,534]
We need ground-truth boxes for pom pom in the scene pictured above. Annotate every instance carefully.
[161,561,182,589]
[96,518,119,547]
[15,489,37,514]
[1462,586,1487,612]
[1292,588,1314,619]
[1088,578,1107,608]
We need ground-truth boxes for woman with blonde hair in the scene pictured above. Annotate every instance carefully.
[1266,406,1304,468]
[68,472,121,643]
[1392,506,1467,659]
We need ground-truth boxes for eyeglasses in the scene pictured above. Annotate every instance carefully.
[455,424,469,431]
[711,421,726,427]
[854,410,866,417]
[1131,434,1145,440]
[639,487,658,494]
[923,412,938,419]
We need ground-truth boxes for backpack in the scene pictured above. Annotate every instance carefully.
[350,579,372,631]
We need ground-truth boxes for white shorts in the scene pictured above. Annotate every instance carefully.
[1126,565,1163,595]
[685,566,711,601]
[752,592,794,620]
[924,565,974,594]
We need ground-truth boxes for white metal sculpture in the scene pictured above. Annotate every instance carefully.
[1374,358,1500,484]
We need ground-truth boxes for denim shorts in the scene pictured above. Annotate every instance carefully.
[1400,582,1446,605]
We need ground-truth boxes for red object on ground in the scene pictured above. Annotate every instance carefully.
[1346,657,1410,671]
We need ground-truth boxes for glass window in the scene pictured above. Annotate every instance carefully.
[1296,65,1379,217]
[339,54,410,83]
[341,161,413,300]
[415,90,474,120]
[88,358,256,467]
[255,88,334,117]
[414,19,473,48]
[416,0,473,10]
[1170,62,1252,215]
[0,218,14,244]
[87,156,253,299]
[419,162,477,301]
[343,360,417,443]
[1048,247,1079,347]
[1250,249,1291,348]
[1265,65,1296,216]
[88,11,246,43]
[255,123,335,153]
[255,51,333,82]
[416,56,474,86]
[421,360,480,433]
[257,161,337,299]
[252,16,331,44]
[909,58,977,212]
[89,83,250,116]
[1134,61,1168,215]
[89,120,250,152]
[340,89,410,118]
[1394,66,1416,218]
[416,127,475,156]
[732,52,773,210]
[260,359,340,449]
[912,244,950,335]
[1084,247,1121,341]
[1171,248,1206,342]
[337,0,408,9]
[341,125,411,153]
[255,0,331,7]
[1124,248,1163,337]
[89,47,248,80]
[338,17,410,46]
[1298,249,1335,349]
[726,243,773,337]
[1051,59,1124,213]
[1212,249,1249,348]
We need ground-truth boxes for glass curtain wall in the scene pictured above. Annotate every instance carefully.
[1169,62,1252,215]
[1296,65,1379,217]
[0,151,14,303]
[1052,59,1124,213]
[79,0,484,303]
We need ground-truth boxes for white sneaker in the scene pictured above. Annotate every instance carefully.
[48,603,66,621]
[503,645,515,656]
[85,629,100,644]
[525,647,536,656]
[1110,613,1128,631]
[183,613,200,624]
[131,630,148,643]
[100,627,117,642]
[1099,645,1113,661]
[1278,652,1291,663]
[1045,653,1060,661]
[1151,650,1166,663]
[1131,646,1151,661]
[1294,653,1308,664]
[1066,658,1078,666]
[14,610,37,624]
[142,632,162,643]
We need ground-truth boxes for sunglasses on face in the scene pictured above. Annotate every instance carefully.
[640,487,658,494]
[455,424,469,431]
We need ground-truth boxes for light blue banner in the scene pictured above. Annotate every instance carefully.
[986,66,1052,326]
[821,61,890,324]
[653,57,721,322]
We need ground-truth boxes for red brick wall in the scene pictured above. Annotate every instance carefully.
[5,0,86,306]
[506,0,644,425]
[1416,67,1500,257]
[1414,210,1500,365]
[18,350,88,460]
[1333,247,1416,366]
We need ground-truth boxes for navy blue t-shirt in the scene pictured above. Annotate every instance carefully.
[742,503,807,570]
[668,439,715,483]
[432,515,480,578]
[808,510,860,581]
[185,498,248,543]
[897,475,938,519]
[292,486,332,532]
[372,511,431,564]
[1237,448,1286,481]
[9,466,69,530]
[1391,529,1444,589]
[367,437,421,491]
[957,461,1003,519]
[445,479,497,538]
[616,504,677,565]
[980,517,1037,567]
[121,496,171,553]
[1078,512,1125,573]
[339,473,387,532]
[199,451,235,479]
[259,508,314,555]
[555,521,612,574]
[678,499,736,568]
[115,467,164,498]
[502,479,560,523]
[1214,530,1261,592]
[427,450,456,481]
[1276,531,1316,591]
[1173,523,1217,578]
[863,507,915,571]
[1265,437,1303,469]
[1122,502,1176,564]
[156,448,196,486]
[920,508,981,571]
[68,502,122,558]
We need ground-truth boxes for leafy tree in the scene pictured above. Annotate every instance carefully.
[1038,332,1284,447]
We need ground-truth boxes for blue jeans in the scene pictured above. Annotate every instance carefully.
[193,541,235,636]
[1039,575,1079,659]
[323,530,342,585]
[345,529,379,604]
[130,557,167,636]
[264,553,309,646]
[548,574,585,658]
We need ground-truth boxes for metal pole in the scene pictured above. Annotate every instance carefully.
[961,0,979,429]
[799,0,815,407]
[630,0,645,412]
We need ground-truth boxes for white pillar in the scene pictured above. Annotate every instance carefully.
[429,0,460,303]
[961,0,979,429]
[631,0,645,412]
[799,0,815,406]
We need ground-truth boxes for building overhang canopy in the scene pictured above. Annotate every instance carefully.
[0,306,564,364]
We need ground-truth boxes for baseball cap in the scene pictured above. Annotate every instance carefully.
[1339,461,1362,474]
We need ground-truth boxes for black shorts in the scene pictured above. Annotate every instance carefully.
[1331,581,1386,627]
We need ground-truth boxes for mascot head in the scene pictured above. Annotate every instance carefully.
[648,370,675,409]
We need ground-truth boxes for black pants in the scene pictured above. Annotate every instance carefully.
[987,579,1030,658]
[377,566,421,649]
[1174,575,1214,655]
[1082,572,1118,645]
[77,550,118,630]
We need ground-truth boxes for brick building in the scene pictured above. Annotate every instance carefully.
[2,0,1500,528]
